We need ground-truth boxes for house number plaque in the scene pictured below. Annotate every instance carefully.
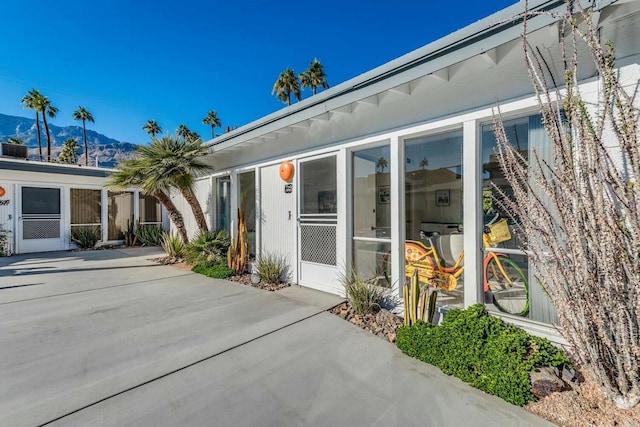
[284,184,293,193]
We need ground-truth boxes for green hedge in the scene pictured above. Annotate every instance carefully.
[192,263,234,279]
[396,304,568,406]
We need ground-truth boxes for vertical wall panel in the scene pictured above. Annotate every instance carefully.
[260,164,297,282]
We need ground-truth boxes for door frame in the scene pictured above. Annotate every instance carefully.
[296,151,341,293]
[17,184,65,254]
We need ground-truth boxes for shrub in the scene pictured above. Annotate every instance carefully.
[396,304,569,406]
[71,225,101,249]
[137,224,164,246]
[0,225,10,256]
[192,263,234,279]
[184,229,230,266]
[254,253,289,284]
[338,268,386,315]
[161,232,184,258]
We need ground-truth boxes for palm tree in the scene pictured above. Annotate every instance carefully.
[176,124,190,139]
[107,158,190,244]
[376,157,388,173]
[299,59,329,96]
[136,135,213,233]
[73,106,95,166]
[272,68,301,106]
[202,110,222,139]
[21,89,43,161]
[35,94,58,162]
[143,120,161,137]
[419,158,429,170]
[58,138,79,164]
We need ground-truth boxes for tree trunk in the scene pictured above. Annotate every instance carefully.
[42,113,52,162]
[83,120,88,166]
[35,111,42,161]
[180,186,209,233]
[154,191,189,244]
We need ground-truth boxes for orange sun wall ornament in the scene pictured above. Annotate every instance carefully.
[0,186,5,198]
[279,160,294,182]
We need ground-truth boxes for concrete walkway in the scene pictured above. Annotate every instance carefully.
[0,249,552,426]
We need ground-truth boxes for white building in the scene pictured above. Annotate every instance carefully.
[167,0,640,338]
[0,157,165,254]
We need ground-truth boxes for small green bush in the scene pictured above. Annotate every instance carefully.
[137,224,164,246]
[161,232,184,258]
[192,263,234,279]
[255,253,289,284]
[184,230,230,266]
[0,225,11,256]
[396,304,569,406]
[339,268,386,314]
[71,225,101,249]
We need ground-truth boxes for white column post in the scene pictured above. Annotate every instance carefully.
[229,171,238,239]
[337,148,349,273]
[101,189,108,242]
[389,135,405,296]
[463,120,483,307]
[133,189,140,229]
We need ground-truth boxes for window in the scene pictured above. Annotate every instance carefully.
[216,177,231,232]
[71,189,102,240]
[139,194,161,225]
[481,115,558,324]
[404,130,464,307]
[107,191,134,240]
[352,144,392,286]
[238,171,256,256]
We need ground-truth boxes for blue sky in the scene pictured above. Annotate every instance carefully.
[0,1,515,144]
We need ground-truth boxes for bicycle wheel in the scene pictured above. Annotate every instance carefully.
[485,255,529,316]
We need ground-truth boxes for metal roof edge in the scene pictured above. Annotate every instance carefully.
[206,0,616,151]
[0,158,113,178]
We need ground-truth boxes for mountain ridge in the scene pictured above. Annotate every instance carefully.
[0,112,138,168]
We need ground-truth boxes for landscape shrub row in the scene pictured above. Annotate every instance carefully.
[395,304,568,406]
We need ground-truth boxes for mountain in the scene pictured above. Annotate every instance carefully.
[0,112,138,168]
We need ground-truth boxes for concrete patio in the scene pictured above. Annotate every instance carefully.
[0,249,552,426]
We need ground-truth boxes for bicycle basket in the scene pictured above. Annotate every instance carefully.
[486,218,511,245]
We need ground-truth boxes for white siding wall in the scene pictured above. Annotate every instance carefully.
[259,164,297,283]
[170,176,213,240]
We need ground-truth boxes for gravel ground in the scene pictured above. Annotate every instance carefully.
[526,381,640,427]
[330,302,403,343]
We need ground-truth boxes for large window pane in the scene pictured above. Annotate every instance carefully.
[481,116,558,324]
[352,144,392,287]
[353,240,391,287]
[139,194,161,224]
[71,189,101,225]
[353,145,391,239]
[238,171,256,256]
[108,191,134,240]
[404,130,464,307]
[216,177,231,232]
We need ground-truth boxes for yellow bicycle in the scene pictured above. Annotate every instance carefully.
[396,218,530,316]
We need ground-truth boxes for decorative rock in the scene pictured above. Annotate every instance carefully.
[531,367,566,398]
[250,273,261,285]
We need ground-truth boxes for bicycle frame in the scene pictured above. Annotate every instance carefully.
[403,232,514,292]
